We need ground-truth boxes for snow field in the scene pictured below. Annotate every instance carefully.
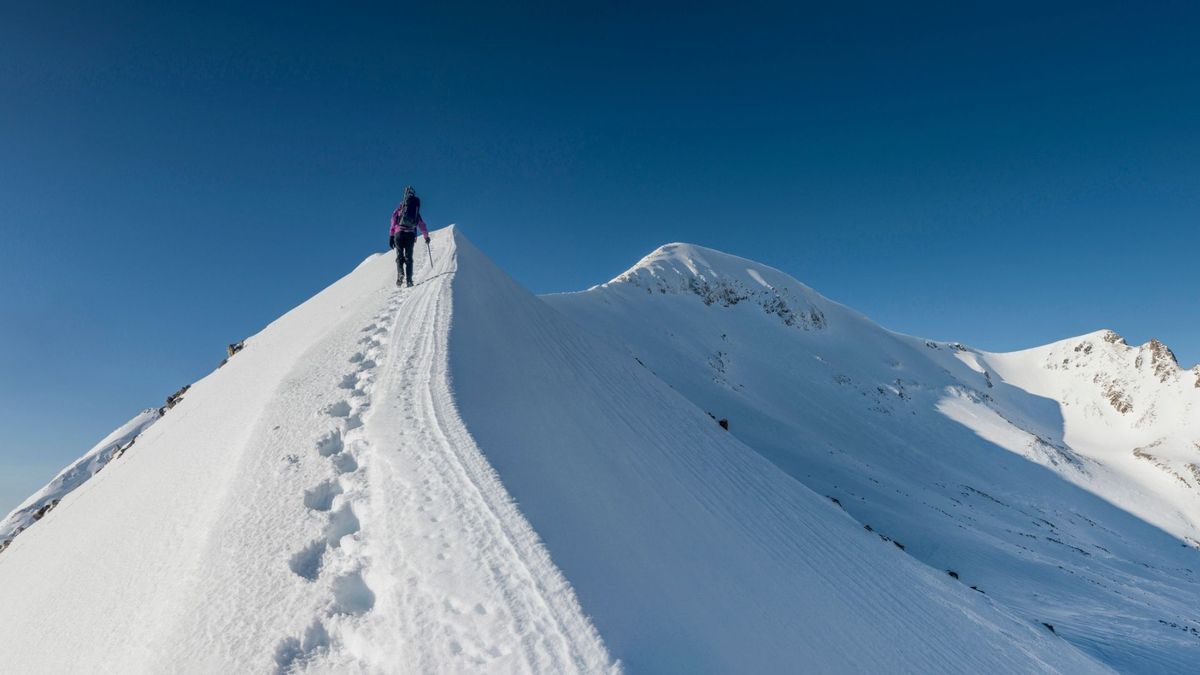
[546,242,1200,673]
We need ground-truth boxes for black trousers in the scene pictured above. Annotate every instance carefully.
[394,231,416,283]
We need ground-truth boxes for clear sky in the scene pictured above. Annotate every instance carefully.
[1,2,1197,515]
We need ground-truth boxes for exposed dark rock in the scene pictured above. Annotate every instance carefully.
[227,340,246,357]
[1183,462,1200,484]
[947,570,959,579]
[618,266,827,331]
[112,438,137,461]
[1099,379,1133,414]
[1141,338,1180,382]
[32,499,60,521]
[165,384,191,410]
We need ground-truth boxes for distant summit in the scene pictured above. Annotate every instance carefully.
[549,241,1200,673]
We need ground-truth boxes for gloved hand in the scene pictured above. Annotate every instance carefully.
[424,235,431,244]
[388,235,395,250]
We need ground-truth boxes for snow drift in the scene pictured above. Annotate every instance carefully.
[1,229,1176,672]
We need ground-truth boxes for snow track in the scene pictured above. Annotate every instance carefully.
[273,296,398,672]
[276,234,614,674]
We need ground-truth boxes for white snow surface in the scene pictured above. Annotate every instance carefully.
[546,242,1200,673]
[0,407,160,548]
[0,230,1146,673]
[0,229,610,674]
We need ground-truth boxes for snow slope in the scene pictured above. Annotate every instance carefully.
[545,243,1200,673]
[447,233,1107,673]
[0,229,612,674]
[0,407,160,551]
[0,229,1112,673]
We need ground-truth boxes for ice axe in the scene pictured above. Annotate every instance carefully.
[425,237,434,271]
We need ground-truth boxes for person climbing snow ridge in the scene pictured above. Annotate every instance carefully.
[389,186,430,287]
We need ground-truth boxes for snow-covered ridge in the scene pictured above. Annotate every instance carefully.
[0,228,615,673]
[0,408,161,551]
[601,242,829,330]
[1,366,222,552]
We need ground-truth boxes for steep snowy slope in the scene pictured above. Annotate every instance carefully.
[0,229,1110,673]
[546,243,1200,673]
[443,231,1106,673]
[0,228,612,674]
[0,408,160,551]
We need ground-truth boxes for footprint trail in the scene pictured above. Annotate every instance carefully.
[275,295,403,673]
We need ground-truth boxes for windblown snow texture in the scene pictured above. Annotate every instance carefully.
[546,242,1200,673]
[0,230,1169,672]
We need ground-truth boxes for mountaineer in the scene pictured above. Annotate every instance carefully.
[389,186,431,287]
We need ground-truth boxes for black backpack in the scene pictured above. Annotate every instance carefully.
[399,195,421,227]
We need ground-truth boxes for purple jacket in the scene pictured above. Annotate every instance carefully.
[390,204,429,237]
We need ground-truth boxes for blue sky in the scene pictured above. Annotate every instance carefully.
[1,1,1197,514]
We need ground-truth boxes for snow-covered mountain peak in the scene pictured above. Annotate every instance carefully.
[1085,332,1183,377]
[547,244,1200,673]
[997,329,1198,413]
[612,242,810,294]
[599,242,831,331]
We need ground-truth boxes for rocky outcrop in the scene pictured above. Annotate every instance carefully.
[1137,339,1179,383]
[1102,330,1125,345]
[1188,464,1200,485]
[158,384,192,416]
[31,499,60,521]
[1053,332,1193,421]
[612,245,828,331]
[1094,375,1133,414]
[658,273,826,330]
[1133,440,1196,488]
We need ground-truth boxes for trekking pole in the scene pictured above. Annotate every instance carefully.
[425,238,434,271]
